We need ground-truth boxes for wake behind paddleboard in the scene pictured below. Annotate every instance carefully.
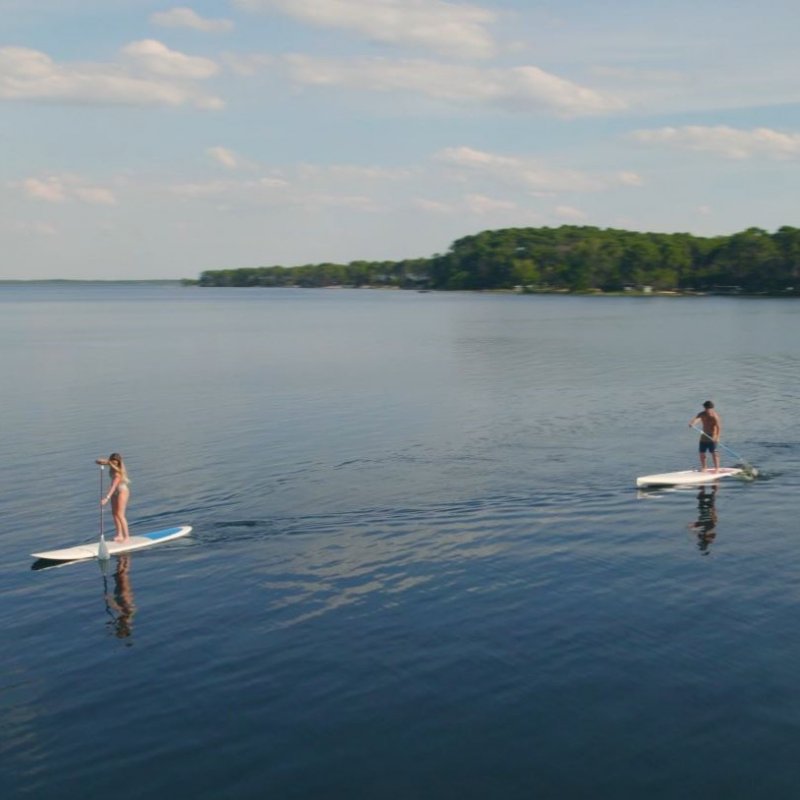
[636,468,743,488]
[31,525,191,562]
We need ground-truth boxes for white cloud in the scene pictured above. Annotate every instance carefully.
[436,146,640,192]
[284,55,625,117]
[191,94,225,110]
[22,177,67,203]
[259,177,290,188]
[168,161,405,206]
[465,193,516,214]
[151,7,234,33]
[207,146,240,169]
[160,147,640,226]
[122,40,219,79]
[0,46,223,109]
[73,186,117,206]
[413,197,454,213]
[170,176,292,198]
[630,126,800,160]
[162,154,425,217]
[170,174,378,211]
[222,53,275,76]
[555,204,587,220]
[301,193,379,211]
[17,175,117,205]
[438,146,516,169]
[302,164,411,181]
[235,0,497,59]
[170,180,237,197]
[618,171,644,187]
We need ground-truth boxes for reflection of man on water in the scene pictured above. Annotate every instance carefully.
[105,555,136,638]
[688,485,718,554]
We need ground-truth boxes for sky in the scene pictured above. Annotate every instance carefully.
[2,0,800,279]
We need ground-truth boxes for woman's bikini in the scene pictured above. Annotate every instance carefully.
[111,476,130,496]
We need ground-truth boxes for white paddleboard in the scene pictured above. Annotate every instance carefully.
[636,468,742,488]
[31,525,192,562]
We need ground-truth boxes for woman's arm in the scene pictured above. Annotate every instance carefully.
[102,473,120,505]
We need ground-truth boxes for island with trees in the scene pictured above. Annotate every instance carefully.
[192,225,800,295]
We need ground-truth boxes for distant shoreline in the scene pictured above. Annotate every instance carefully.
[2,281,797,298]
[190,283,800,298]
[0,279,185,285]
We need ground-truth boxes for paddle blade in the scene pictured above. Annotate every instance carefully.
[98,534,110,561]
[737,463,759,480]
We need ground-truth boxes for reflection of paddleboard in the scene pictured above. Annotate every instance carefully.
[636,468,742,488]
[31,526,192,562]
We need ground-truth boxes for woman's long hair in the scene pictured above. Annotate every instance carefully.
[108,453,130,484]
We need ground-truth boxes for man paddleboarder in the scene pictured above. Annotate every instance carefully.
[689,400,721,472]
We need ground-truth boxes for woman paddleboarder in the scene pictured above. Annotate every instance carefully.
[96,453,131,542]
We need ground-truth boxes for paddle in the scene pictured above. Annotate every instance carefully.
[690,425,758,478]
[98,464,110,561]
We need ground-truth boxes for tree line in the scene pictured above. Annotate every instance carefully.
[193,225,800,294]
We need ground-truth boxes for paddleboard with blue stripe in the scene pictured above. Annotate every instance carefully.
[31,525,192,562]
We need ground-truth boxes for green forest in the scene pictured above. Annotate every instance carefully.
[194,225,800,294]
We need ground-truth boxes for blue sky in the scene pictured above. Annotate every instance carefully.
[3,0,799,279]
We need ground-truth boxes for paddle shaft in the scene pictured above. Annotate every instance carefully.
[99,465,104,539]
[98,465,109,561]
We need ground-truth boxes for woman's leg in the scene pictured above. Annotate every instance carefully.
[110,493,124,540]
[115,488,130,540]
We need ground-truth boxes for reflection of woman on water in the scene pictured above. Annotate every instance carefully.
[688,485,718,554]
[106,555,136,639]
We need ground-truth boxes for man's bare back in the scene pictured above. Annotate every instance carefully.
[689,400,722,471]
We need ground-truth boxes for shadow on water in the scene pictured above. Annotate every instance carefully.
[686,484,719,555]
[32,553,139,640]
[637,475,762,555]
[636,479,730,555]
[31,557,70,571]
[101,555,136,642]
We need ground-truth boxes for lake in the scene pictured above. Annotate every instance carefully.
[2,284,799,799]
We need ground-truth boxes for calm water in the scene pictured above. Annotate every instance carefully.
[2,284,799,799]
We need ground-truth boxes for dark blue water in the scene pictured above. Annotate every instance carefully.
[2,285,799,798]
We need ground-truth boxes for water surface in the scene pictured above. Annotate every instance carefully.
[2,285,799,798]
